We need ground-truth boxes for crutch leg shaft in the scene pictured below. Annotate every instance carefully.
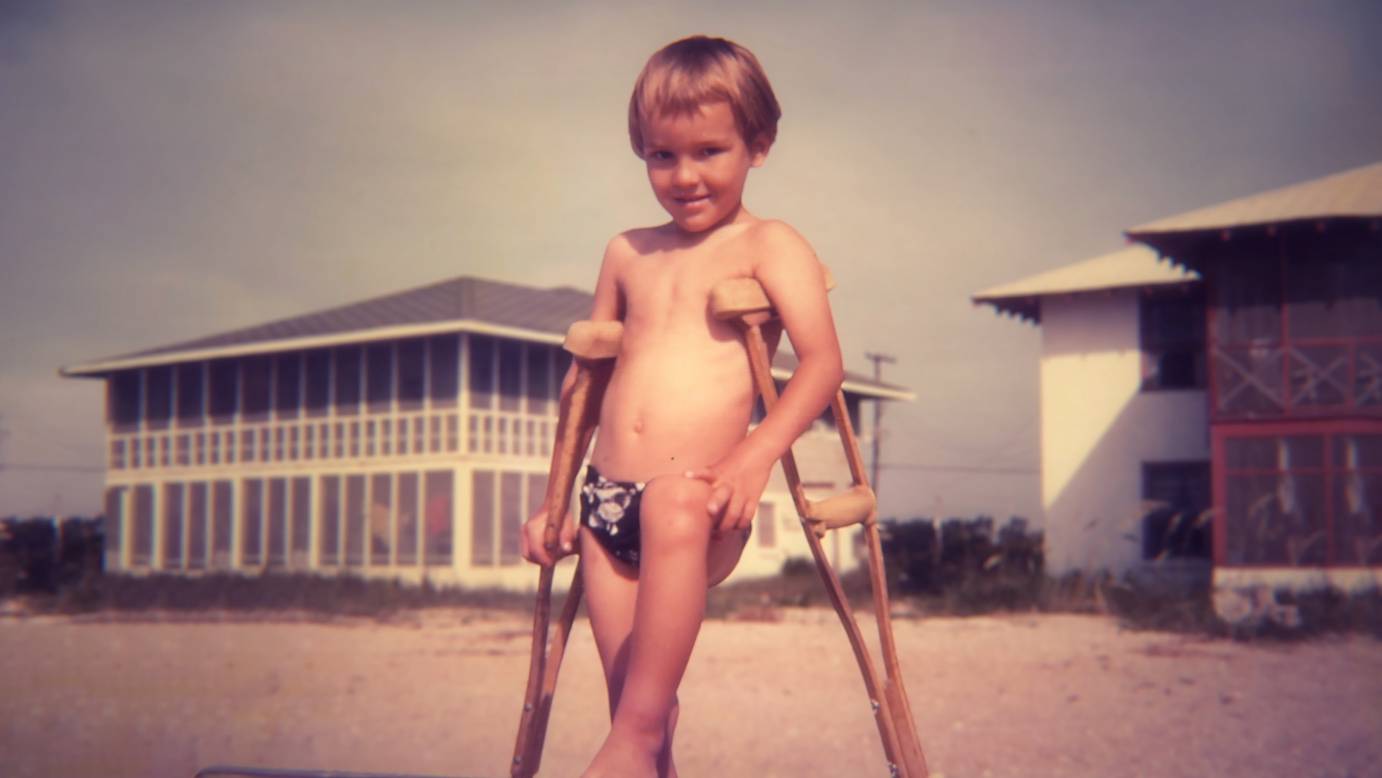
[512,326,620,778]
[739,318,929,778]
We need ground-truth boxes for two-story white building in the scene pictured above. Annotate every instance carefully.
[976,161,1381,599]
[62,275,911,589]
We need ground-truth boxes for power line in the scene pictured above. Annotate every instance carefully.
[879,462,1038,475]
[0,462,104,473]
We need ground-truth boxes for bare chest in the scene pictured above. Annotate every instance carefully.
[619,248,754,331]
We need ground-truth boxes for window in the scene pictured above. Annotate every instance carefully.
[499,341,522,412]
[397,472,419,565]
[525,473,548,533]
[1140,288,1206,391]
[1223,431,1382,566]
[344,475,366,567]
[212,481,233,569]
[370,474,392,566]
[468,336,495,410]
[209,360,238,424]
[366,342,393,413]
[187,482,208,570]
[291,477,311,568]
[757,502,777,547]
[334,347,361,415]
[471,470,495,565]
[525,345,551,415]
[103,487,125,567]
[241,479,263,566]
[176,363,204,427]
[162,483,184,570]
[242,358,272,421]
[267,478,287,568]
[109,371,141,432]
[1141,462,1210,560]
[500,472,523,564]
[430,335,459,408]
[398,338,426,411]
[319,476,341,566]
[1336,434,1382,565]
[424,470,454,567]
[304,349,330,417]
[145,366,173,429]
[275,353,301,420]
[132,485,154,567]
[1224,435,1327,566]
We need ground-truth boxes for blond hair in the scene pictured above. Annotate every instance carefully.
[628,35,782,158]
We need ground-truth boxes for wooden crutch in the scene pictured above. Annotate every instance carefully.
[510,321,623,778]
[712,279,930,778]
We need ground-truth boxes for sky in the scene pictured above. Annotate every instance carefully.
[2,0,1381,522]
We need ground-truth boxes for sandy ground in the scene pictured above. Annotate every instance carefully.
[1,608,1379,778]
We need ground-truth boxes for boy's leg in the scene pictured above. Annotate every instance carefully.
[580,526,680,777]
[594,476,715,760]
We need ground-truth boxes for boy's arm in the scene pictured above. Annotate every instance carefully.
[688,222,844,532]
[519,236,628,566]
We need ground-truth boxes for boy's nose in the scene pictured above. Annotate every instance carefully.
[672,160,698,186]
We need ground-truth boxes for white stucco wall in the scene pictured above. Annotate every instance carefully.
[1039,290,1208,576]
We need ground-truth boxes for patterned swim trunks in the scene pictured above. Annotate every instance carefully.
[580,466,646,567]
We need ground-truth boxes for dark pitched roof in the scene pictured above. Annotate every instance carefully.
[140,276,591,360]
[62,274,911,399]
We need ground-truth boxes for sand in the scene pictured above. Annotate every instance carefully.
[1,608,1379,778]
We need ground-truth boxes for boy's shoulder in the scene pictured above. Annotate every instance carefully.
[602,225,671,264]
[739,219,819,274]
[740,218,811,250]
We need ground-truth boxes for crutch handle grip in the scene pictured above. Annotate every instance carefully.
[804,484,877,537]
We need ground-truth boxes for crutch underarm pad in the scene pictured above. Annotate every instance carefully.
[709,268,836,321]
[564,321,624,360]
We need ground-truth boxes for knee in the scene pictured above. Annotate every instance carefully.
[642,477,713,546]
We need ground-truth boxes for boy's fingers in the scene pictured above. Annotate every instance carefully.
[684,468,715,483]
[707,483,732,516]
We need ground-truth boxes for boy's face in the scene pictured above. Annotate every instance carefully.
[641,101,767,234]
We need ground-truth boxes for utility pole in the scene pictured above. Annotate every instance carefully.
[864,352,895,496]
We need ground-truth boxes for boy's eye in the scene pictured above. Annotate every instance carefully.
[649,150,672,161]
[699,147,723,157]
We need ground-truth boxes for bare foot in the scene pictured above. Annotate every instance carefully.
[581,734,660,778]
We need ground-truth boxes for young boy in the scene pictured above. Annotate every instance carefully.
[520,35,843,778]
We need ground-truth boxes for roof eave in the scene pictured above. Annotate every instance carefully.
[60,319,567,378]
[971,294,1041,325]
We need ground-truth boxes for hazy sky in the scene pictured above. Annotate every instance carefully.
[3,0,1381,521]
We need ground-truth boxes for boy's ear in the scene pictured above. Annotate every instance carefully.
[748,133,772,167]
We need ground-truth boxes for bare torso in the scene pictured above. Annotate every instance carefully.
[590,221,782,482]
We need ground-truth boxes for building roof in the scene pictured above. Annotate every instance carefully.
[62,275,912,401]
[971,244,1200,324]
[1127,160,1382,239]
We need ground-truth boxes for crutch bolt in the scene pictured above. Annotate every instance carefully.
[887,761,899,777]
[524,702,533,712]
[870,698,881,713]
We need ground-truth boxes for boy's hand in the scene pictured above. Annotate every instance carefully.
[685,454,774,534]
[519,505,578,567]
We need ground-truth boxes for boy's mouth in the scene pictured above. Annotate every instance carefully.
[674,195,710,206]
